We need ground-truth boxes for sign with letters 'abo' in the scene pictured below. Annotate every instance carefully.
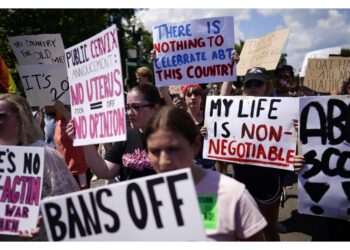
[41,168,206,241]
[65,25,126,146]
[298,96,350,220]
[203,96,298,171]
[237,28,290,76]
[0,145,44,235]
[303,57,350,94]
[153,16,235,87]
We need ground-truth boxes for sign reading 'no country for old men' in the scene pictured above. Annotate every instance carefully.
[41,168,206,241]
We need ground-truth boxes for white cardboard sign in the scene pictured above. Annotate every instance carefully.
[65,25,126,146]
[0,145,44,235]
[41,168,206,241]
[8,34,65,65]
[203,96,298,171]
[153,16,236,86]
[298,95,350,220]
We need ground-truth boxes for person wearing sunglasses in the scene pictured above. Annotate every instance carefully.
[232,67,285,241]
[0,94,79,240]
[67,84,162,182]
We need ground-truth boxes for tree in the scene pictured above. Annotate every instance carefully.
[0,9,137,92]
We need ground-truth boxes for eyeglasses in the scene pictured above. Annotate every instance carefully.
[0,112,12,121]
[125,103,154,112]
[244,81,265,89]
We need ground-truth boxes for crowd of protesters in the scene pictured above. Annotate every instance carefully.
[1,45,350,241]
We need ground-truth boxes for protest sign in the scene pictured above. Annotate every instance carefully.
[41,168,206,241]
[298,95,350,220]
[299,47,341,77]
[17,64,70,107]
[65,25,126,146]
[303,57,350,93]
[203,96,298,171]
[152,16,235,86]
[0,145,44,235]
[8,34,65,65]
[237,28,290,76]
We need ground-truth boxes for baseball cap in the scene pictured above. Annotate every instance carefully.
[243,67,269,85]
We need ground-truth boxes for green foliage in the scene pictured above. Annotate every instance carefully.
[0,9,138,92]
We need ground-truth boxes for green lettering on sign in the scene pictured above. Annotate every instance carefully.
[198,195,218,229]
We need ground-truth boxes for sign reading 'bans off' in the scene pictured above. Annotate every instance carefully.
[41,168,206,241]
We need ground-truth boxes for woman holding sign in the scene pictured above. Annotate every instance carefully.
[0,94,79,240]
[233,67,290,241]
[67,84,162,182]
[145,106,267,241]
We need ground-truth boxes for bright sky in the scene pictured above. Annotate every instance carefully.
[136,8,350,74]
[4,0,350,74]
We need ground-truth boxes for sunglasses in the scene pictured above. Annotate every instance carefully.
[0,112,11,121]
[244,81,265,88]
[186,90,202,97]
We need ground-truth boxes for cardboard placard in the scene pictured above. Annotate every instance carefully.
[8,34,65,65]
[41,168,206,241]
[153,16,236,86]
[303,57,350,93]
[237,28,290,76]
[65,25,126,146]
[0,145,44,235]
[298,95,350,220]
[203,96,298,171]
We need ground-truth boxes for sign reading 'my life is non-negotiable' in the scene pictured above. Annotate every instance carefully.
[153,16,235,87]
[203,96,298,171]
[65,25,126,146]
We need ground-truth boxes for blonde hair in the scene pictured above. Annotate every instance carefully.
[0,94,43,145]
[136,67,153,82]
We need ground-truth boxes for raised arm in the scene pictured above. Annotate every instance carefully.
[66,120,120,179]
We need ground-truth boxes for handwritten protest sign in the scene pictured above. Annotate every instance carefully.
[65,25,126,146]
[203,96,298,170]
[17,64,70,107]
[8,34,65,65]
[153,16,235,86]
[41,168,206,241]
[0,145,44,235]
[237,28,290,76]
[298,96,350,220]
[299,47,341,77]
[303,57,350,93]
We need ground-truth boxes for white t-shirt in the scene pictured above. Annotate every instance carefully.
[196,169,267,241]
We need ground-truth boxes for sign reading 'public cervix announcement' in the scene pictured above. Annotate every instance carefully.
[0,146,44,235]
[65,25,126,146]
[203,96,298,171]
[153,16,235,86]
[298,96,350,220]
[41,168,206,241]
